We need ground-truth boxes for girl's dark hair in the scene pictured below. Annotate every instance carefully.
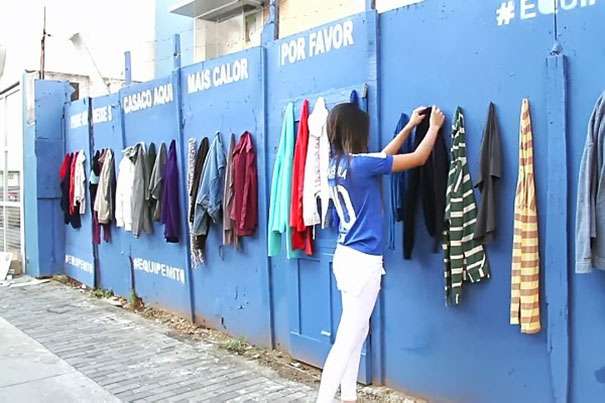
[327,102,370,156]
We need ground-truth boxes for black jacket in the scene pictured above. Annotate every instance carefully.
[403,107,449,259]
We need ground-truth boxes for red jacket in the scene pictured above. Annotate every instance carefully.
[290,100,313,255]
[69,152,78,215]
[230,132,258,236]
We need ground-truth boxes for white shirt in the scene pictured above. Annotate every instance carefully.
[303,97,330,228]
[73,151,87,214]
[115,146,136,231]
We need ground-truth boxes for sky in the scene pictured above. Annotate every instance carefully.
[0,0,157,92]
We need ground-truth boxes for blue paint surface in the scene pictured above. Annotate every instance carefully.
[24,79,70,278]
[119,76,192,317]
[180,48,272,347]
[91,94,132,298]
[63,98,95,287]
[30,0,605,400]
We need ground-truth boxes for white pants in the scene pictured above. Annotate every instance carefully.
[316,246,383,402]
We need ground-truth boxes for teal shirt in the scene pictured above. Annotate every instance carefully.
[268,103,295,258]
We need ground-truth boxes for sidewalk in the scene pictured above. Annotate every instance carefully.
[0,280,316,402]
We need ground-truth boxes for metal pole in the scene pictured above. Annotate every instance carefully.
[124,51,132,86]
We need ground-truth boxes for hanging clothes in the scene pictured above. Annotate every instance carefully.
[94,149,115,243]
[73,151,87,214]
[303,97,331,228]
[231,131,258,237]
[403,107,449,259]
[194,133,226,254]
[189,138,210,253]
[90,150,102,244]
[474,103,502,243]
[187,139,204,267]
[388,113,411,250]
[115,145,137,231]
[145,142,157,223]
[269,104,295,258]
[149,142,167,222]
[161,140,181,243]
[131,143,153,237]
[510,99,541,334]
[350,87,368,112]
[290,100,313,255]
[575,91,605,273]
[223,134,239,248]
[69,152,78,215]
[442,107,490,305]
[60,153,81,229]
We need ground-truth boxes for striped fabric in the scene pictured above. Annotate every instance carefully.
[510,99,541,334]
[442,108,491,305]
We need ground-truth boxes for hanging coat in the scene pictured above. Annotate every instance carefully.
[303,97,331,228]
[189,138,210,252]
[149,143,167,222]
[161,140,181,243]
[193,133,226,252]
[131,143,153,237]
[510,99,541,334]
[146,142,157,222]
[442,108,490,305]
[115,145,137,231]
[187,139,204,267]
[474,102,502,243]
[60,153,81,228]
[223,134,239,247]
[94,149,114,243]
[268,103,295,258]
[388,113,411,250]
[90,150,102,245]
[575,91,605,273]
[404,107,449,259]
[230,131,258,237]
[291,100,313,255]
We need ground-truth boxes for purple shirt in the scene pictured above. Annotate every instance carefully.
[161,140,180,243]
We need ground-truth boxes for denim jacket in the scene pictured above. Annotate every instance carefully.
[576,92,605,273]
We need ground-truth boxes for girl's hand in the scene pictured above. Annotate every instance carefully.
[407,106,427,128]
[429,106,445,130]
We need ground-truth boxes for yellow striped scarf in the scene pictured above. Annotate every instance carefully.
[510,98,541,334]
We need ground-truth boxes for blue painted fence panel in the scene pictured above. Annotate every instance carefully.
[91,94,132,298]
[266,12,378,383]
[118,75,192,317]
[63,98,95,287]
[180,48,273,347]
[24,79,70,278]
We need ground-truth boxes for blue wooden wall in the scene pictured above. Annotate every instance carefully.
[25,1,605,401]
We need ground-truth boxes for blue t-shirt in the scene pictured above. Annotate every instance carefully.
[328,153,394,255]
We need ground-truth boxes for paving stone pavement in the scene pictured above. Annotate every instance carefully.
[0,281,317,402]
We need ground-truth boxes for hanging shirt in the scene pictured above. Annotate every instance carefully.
[189,138,210,253]
[510,99,541,334]
[269,104,295,258]
[131,143,153,237]
[231,131,258,237]
[73,151,87,215]
[474,102,502,243]
[329,153,393,256]
[95,149,115,225]
[69,152,78,215]
[442,108,490,306]
[223,134,239,247]
[403,107,449,259]
[149,142,167,222]
[197,133,226,225]
[60,153,81,229]
[291,100,313,255]
[576,91,605,273]
[161,140,181,243]
[388,113,411,250]
[115,145,137,231]
[187,139,204,267]
[303,97,331,228]
[145,142,157,222]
